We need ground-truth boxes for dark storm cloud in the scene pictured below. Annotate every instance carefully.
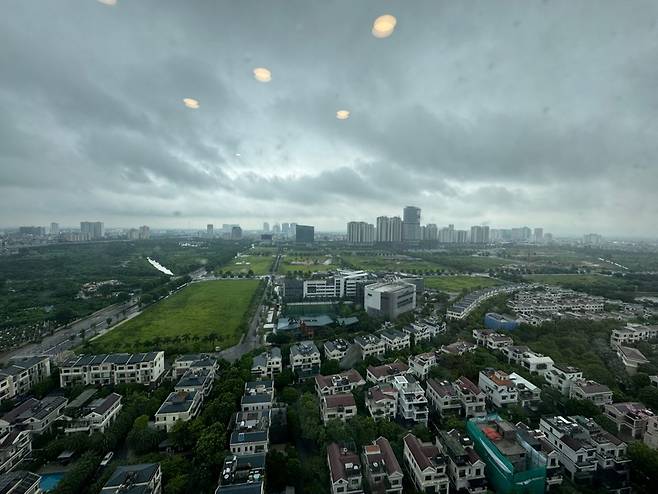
[1,0,658,235]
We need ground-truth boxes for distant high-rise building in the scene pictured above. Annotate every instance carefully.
[207,224,214,236]
[290,223,297,238]
[583,233,602,245]
[272,223,281,234]
[425,224,438,241]
[262,222,270,233]
[80,221,104,240]
[402,206,421,242]
[231,226,243,240]
[375,216,389,243]
[139,225,150,240]
[470,225,490,244]
[438,224,455,243]
[222,223,239,233]
[50,222,59,236]
[19,226,46,236]
[127,228,139,240]
[533,228,544,243]
[295,225,314,243]
[281,223,291,236]
[347,221,375,244]
[455,230,469,243]
[389,216,403,242]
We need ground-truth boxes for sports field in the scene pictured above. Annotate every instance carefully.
[88,279,261,353]
[278,255,338,273]
[423,275,503,293]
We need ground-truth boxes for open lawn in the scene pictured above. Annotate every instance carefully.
[221,254,273,275]
[423,275,504,293]
[341,254,442,273]
[524,273,617,288]
[88,279,261,353]
[278,255,339,273]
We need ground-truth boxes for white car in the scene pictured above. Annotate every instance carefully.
[100,452,114,467]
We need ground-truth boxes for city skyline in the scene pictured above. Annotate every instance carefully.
[2,1,658,237]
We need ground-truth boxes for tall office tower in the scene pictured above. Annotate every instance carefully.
[420,225,427,240]
[376,216,390,242]
[533,228,544,243]
[425,224,438,241]
[347,221,375,244]
[290,223,297,237]
[470,226,490,244]
[272,223,281,234]
[231,226,243,240]
[281,223,290,236]
[80,221,104,240]
[207,224,214,236]
[139,225,150,240]
[389,216,403,242]
[295,225,314,243]
[50,222,59,235]
[521,226,532,241]
[402,206,421,242]
[262,222,270,233]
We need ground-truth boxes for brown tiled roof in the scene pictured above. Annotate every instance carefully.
[375,436,402,474]
[328,443,360,483]
[315,369,364,389]
[368,362,409,379]
[324,393,356,408]
[455,376,482,396]
[427,379,456,397]
[368,385,396,402]
[404,433,438,471]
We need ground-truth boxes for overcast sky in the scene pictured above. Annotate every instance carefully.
[2,0,658,236]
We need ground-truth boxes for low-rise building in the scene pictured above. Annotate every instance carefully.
[440,340,478,356]
[175,368,214,399]
[402,322,439,345]
[391,375,428,425]
[402,433,450,494]
[467,415,552,494]
[545,364,584,395]
[364,281,416,321]
[362,437,404,494]
[354,335,386,359]
[436,429,487,494]
[315,370,365,397]
[0,396,67,435]
[216,454,265,494]
[229,410,269,456]
[569,380,613,407]
[366,384,397,421]
[289,341,321,379]
[515,423,564,489]
[241,381,275,412]
[324,339,351,361]
[0,470,41,494]
[379,329,411,352]
[154,390,202,431]
[322,394,357,424]
[0,357,51,402]
[63,392,122,435]
[59,352,165,387]
[644,415,658,449]
[366,362,409,384]
[615,345,649,375]
[0,430,31,475]
[540,415,630,489]
[472,329,514,351]
[426,378,486,419]
[603,402,655,440]
[507,372,542,409]
[250,348,282,379]
[172,353,218,379]
[500,348,554,376]
[610,324,658,347]
[478,370,519,408]
[327,443,363,494]
[101,463,162,494]
[408,351,438,380]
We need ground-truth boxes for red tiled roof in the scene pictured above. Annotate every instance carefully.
[324,393,356,408]
[368,362,409,379]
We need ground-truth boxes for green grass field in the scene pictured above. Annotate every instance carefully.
[278,255,338,273]
[341,254,442,273]
[221,254,273,275]
[88,279,260,353]
[423,275,504,293]
[524,273,615,288]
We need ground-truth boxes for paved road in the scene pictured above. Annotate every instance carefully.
[0,299,140,363]
[218,280,270,362]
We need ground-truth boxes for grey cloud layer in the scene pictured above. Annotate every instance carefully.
[1,0,658,235]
